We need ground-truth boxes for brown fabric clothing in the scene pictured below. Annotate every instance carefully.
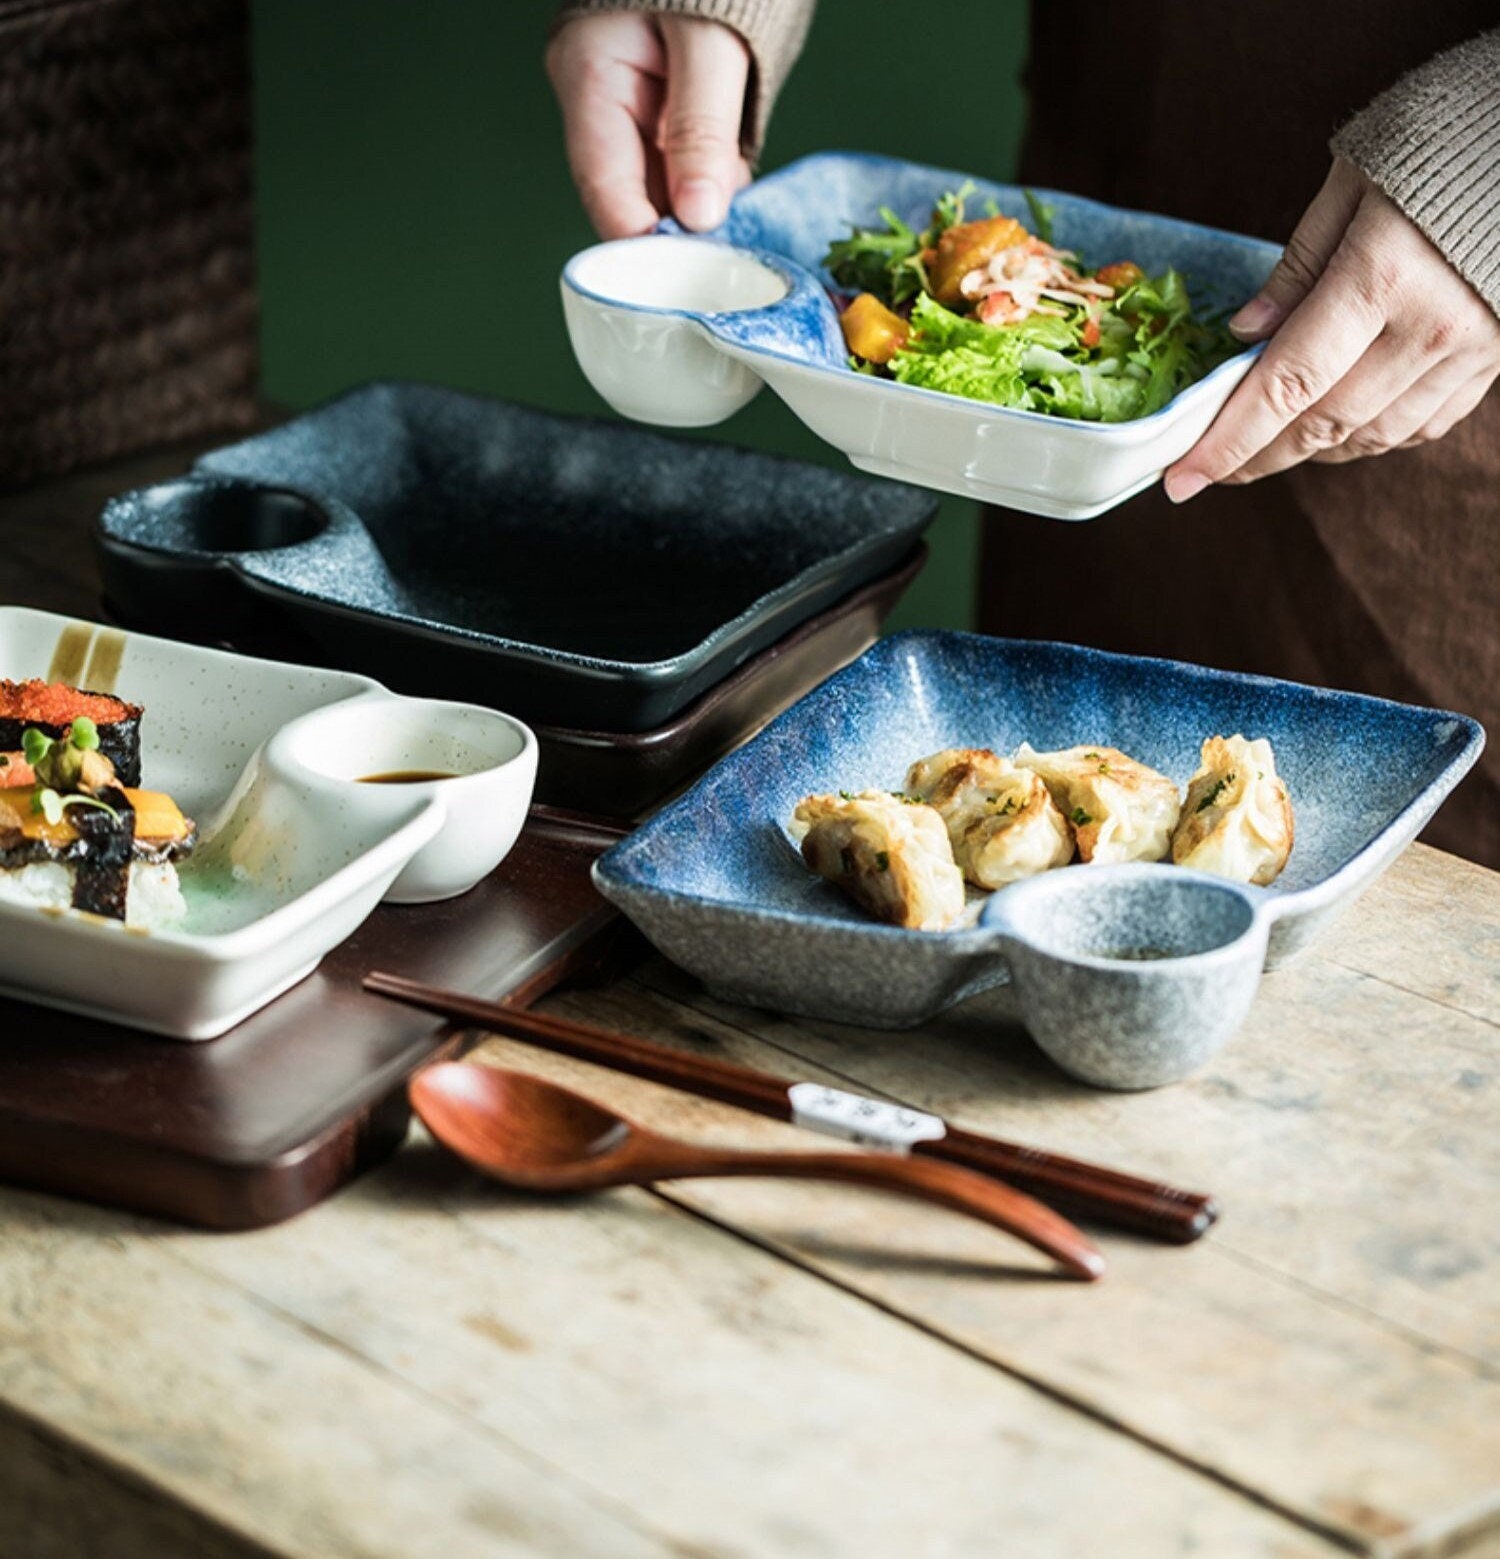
[1332,27,1500,313]
[989,3,1499,867]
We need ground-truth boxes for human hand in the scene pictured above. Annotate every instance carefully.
[546,12,752,239]
[1165,158,1500,502]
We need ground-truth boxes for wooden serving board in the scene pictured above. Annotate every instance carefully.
[0,807,642,1230]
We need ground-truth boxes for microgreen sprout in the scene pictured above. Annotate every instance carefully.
[32,789,120,827]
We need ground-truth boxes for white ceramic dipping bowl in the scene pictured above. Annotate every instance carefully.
[270,694,538,903]
[561,234,788,427]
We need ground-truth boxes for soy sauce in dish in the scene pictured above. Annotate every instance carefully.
[358,770,458,784]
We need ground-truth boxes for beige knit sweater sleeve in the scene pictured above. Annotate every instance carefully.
[551,0,817,155]
[1331,27,1500,314]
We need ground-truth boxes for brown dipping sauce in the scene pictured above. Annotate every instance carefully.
[357,770,458,785]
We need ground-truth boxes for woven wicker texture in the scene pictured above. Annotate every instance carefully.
[0,0,259,487]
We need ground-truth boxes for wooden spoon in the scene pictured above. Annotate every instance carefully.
[410,1063,1105,1282]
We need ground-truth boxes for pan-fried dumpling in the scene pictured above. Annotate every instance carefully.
[904,748,1074,888]
[1014,744,1181,864]
[790,790,965,931]
[1171,735,1294,885]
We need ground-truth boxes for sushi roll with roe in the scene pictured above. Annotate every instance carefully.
[0,711,195,930]
[0,680,143,787]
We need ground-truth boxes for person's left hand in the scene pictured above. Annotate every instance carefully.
[1165,158,1500,502]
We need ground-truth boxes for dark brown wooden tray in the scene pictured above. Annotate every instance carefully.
[0,806,641,1230]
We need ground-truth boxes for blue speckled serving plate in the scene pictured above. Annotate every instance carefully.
[96,382,936,732]
[594,632,1483,1031]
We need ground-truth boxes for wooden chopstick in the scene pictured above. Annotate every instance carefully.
[364,971,1220,1243]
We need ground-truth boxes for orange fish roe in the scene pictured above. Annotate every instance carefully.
[0,680,136,725]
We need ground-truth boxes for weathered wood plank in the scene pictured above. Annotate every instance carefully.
[634,941,1498,1366]
[0,1402,280,1559]
[0,1191,670,1559]
[551,950,1500,1557]
[1313,845,1500,1029]
[141,1138,1336,1559]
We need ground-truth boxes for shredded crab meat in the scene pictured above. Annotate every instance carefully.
[960,238,1118,325]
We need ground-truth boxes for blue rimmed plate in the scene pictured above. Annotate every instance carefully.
[561,152,1283,519]
[593,631,1482,1031]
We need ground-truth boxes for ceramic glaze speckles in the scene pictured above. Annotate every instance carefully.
[561,151,1285,519]
[594,631,1483,1086]
[97,383,936,732]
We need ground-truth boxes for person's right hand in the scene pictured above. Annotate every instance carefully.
[546,12,752,239]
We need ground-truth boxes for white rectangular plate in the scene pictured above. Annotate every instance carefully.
[0,607,442,1039]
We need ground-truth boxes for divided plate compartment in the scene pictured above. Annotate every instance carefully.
[96,382,937,732]
[561,152,1284,518]
[594,631,1483,1075]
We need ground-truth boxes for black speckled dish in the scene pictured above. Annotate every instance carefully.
[96,383,937,731]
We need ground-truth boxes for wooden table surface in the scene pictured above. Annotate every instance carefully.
[2,451,1497,1559]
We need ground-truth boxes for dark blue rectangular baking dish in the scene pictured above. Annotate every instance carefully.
[96,382,936,731]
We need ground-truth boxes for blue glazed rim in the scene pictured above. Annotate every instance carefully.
[564,149,1282,436]
[595,628,1486,939]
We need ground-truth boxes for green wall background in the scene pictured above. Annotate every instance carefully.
[251,1,1029,632]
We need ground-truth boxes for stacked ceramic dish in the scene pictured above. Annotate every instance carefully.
[97,382,937,815]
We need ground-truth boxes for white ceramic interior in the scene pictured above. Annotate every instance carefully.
[0,608,533,1038]
[270,693,537,903]
[561,236,788,427]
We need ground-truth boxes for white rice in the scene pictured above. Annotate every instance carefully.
[0,859,187,930]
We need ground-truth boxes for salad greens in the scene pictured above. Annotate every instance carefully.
[824,187,1236,423]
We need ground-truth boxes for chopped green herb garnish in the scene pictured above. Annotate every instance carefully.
[1022,187,1056,245]
[1195,773,1235,812]
[1070,806,1093,827]
[838,789,855,801]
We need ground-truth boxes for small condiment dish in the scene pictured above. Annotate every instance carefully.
[979,865,1274,1089]
[561,234,797,427]
[269,693,537,903]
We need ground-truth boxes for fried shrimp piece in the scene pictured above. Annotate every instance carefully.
[790,790,966,931]
[1014,744,1181,864]
[924,215,1028,307]
[1171,735,1294,885]
[905,748,1074,888]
